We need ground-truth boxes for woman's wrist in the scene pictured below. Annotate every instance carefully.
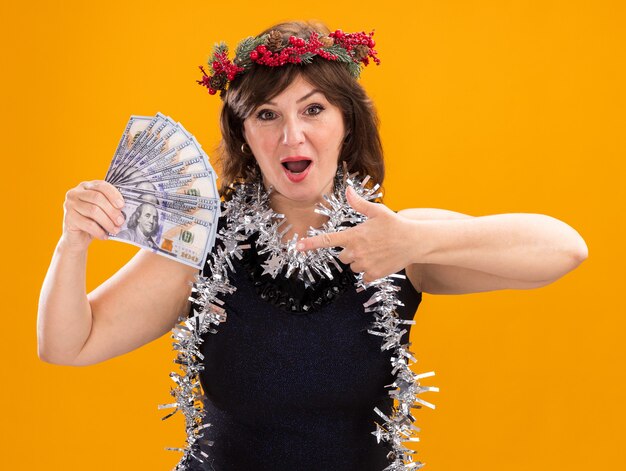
[57,233,90,258]
[397,217,432,266]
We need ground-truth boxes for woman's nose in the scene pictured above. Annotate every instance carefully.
[281,117,305,147]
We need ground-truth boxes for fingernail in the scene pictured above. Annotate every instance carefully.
[296,242,305,251]
[115,199,124,208]
[116,215,125,225]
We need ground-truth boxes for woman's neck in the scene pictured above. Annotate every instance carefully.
[269,194,329,241]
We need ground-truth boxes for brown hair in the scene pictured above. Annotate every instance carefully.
[216,20,384,196]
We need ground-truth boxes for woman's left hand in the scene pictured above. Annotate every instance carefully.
[297,186,420,283]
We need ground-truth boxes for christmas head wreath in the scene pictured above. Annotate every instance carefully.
[196,29,380,96]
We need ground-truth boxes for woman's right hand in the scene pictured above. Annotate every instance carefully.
[61,180,126,252]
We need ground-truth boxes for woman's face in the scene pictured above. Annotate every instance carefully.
[242,74,346,207]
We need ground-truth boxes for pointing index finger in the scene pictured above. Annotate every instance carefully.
[297,229,348,252]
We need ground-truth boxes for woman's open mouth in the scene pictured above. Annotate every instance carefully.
[281,158,312,183]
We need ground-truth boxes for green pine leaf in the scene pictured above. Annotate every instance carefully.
[325,45,352,63]
[207,42,229,73]
[235,37,255,57]
[213,42,228,55]
[299,52,315,64]
[346,61,362,78]
[234,35,268,68]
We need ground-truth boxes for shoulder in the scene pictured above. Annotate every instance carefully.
[405,263,424,293]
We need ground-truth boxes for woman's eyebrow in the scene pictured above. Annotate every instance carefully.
[296,89,323,103]
[264,89,323,106]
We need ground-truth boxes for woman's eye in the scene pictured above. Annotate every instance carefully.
[305,104,325,116]
[256,110,276,121]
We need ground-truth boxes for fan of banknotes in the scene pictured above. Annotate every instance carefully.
[104,112,220,269]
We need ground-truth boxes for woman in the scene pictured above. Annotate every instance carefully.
[37,21,588,471]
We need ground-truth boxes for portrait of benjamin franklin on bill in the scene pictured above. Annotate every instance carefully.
[117,202,160,250]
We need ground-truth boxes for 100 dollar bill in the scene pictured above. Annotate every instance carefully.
[108,194,215,269]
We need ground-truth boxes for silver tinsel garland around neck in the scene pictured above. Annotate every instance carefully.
[158,169,438,470]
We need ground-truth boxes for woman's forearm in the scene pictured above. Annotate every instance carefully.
[37,236,93,365]
[412,213,588,282]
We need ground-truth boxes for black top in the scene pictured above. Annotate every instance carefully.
[188,231,423,471]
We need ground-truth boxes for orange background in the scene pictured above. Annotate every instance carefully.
[2,1,624,469]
